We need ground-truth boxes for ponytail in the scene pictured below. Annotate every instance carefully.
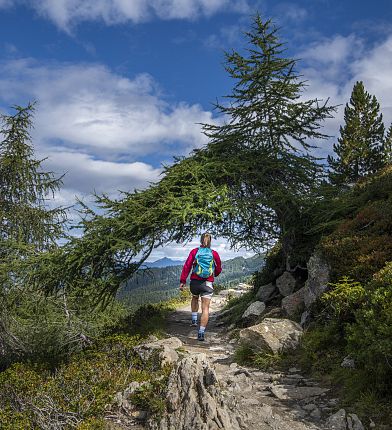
[200,232,212,248]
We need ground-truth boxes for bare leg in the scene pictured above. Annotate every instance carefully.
[200,297,211,328]
[191,295,199,313]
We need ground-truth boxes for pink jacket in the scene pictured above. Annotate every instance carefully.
[180,247,222,284]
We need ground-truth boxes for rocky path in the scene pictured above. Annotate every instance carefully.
[156,291,362,430]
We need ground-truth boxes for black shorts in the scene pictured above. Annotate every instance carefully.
[190,279,214,298]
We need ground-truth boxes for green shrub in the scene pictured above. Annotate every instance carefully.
[0,286,129,368]
[0,332,169,428]
[320,167,392,282]
[322,277,366,322]
[346,262,392,394]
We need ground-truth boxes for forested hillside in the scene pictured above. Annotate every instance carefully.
[117,254,264,306]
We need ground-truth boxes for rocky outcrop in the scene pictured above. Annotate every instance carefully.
[282,287,306,317]
[239,318,303,353]
[325,409,365,430]
[134,337,182,366]
[276,271,296,296]
[242,301,266,319]
[304,251,330,308]
[147,353,240,430]
[255,282,276,302]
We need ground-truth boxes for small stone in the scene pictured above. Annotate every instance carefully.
[132,410,148,420]
[230,362,238,369]
[341,356,356,369]
[347,413,365,430]
[310,408,321,420]
[289,367,301,373]
[302,403,317,411]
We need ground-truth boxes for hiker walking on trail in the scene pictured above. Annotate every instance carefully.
[179,233,222,341]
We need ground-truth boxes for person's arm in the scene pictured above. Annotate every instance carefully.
[180,249,196,288]
[213,251,222,277]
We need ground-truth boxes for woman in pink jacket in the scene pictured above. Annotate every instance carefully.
[179,233,222,341]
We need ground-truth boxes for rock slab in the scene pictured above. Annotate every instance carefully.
[147,353,240,430]
[239,318,303,353]
[134,337,182,366]
[325,409,365,430]
[304,251,330,308]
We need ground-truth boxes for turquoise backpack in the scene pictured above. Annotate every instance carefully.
[193,247,215,278]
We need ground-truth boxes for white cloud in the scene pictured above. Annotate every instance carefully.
[0,59,212,159]
[44,150,162,195]
[1,0,250,31]
[0,58,216,208]
[298,34,392,158]
[274,3,308,24]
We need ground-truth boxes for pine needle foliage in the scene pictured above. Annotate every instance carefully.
[384,124,392,165]
[328,81,386,186]
[0,103,66,251]
[200,14,336,261]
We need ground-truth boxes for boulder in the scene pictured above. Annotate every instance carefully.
[134,337,182,366]
[276,272,296,297]
[282,287,306,317]
[242,301,266,319]
[304,251,330,308]
[147,353,240,430]
[239,318,303,354]
[325,409,365,430]
[255,283,276,302]
[347,413,365,430]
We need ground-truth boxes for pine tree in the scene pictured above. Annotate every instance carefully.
[0,103,66,251]
[384,124,392,165]
[200,14,336,262]
[328,81,385,185]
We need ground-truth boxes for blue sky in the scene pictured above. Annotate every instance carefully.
[1,0,392,261]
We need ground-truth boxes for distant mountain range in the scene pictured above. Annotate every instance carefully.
[144,257,184,268]
[117,254,265,307]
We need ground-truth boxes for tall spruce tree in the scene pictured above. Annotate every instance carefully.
[200,14,336,263]
[384,124,392,165]
[328,81,385,185]
[0,103,66,251]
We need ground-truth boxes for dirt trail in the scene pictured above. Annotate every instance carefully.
[163,292,339,430]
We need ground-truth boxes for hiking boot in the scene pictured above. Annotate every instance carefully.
[190,320,198,327]
[197,331,205,341]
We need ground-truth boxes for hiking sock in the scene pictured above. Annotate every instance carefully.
[198,326,206,341]
[191,312,198,324]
